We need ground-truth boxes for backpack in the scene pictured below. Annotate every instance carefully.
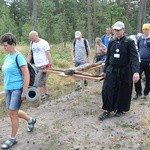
[30,41,34,64]
[73,38,88,56]
[16,54,37,87]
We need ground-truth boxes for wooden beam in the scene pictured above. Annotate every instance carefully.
[43,62,105,81]
[59,72,104,81]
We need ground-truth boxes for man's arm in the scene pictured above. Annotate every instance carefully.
[27,50,32,63]
[45,50,53,65]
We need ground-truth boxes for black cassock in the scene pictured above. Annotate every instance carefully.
[102,36,140,112]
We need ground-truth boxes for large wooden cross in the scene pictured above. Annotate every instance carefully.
[44,61,105,81]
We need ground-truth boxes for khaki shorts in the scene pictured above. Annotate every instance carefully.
[36,66,48,87]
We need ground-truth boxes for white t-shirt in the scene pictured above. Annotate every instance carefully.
[31,39,50,67]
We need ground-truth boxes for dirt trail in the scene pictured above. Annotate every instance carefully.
[0,81,150,150]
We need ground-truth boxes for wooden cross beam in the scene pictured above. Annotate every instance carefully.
[44,62,105,81]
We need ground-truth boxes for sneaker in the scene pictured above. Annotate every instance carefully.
[27,118,36,132]
[1,138,17,149]
[75,85,82,91]
[114,111,124,117]
[41,93,50,100]
[98,111,110,121]
[84,80,88,86]
[133,94,142,100]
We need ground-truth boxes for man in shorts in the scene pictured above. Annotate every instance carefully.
[28,31,53,100]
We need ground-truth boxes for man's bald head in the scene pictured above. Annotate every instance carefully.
[29,31,40,42]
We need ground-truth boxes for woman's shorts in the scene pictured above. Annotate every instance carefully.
[5,88,22,110]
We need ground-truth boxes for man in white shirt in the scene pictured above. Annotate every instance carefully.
[28,31,53,100]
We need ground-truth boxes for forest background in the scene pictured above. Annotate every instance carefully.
[0,0,149,71]
[0,1,150,149]
[0,0,150,46]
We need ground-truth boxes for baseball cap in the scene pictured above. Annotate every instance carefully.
[113,21,125,30]
[142,23,150,30]
[75,31,82,38]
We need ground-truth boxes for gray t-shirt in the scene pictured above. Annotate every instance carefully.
[73,38,90,63]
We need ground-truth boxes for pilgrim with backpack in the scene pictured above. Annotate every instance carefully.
[72,31,91,91]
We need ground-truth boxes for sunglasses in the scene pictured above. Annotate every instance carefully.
[114,29,122,31]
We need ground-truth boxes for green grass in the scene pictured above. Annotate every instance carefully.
[0,98,7,118]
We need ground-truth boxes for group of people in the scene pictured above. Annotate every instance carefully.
[0,20,150,149]
[98,21,150,121]
[72,29,110,89]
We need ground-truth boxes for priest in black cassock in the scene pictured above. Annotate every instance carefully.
[98,21,140,120]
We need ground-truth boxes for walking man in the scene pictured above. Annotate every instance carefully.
[27,31,53,100]
[133,23,150,100]
[98,21,140,120]
[72,31,91,91]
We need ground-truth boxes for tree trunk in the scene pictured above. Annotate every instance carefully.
[137,0,147,33]
[63,3,67,48]
[93,0,96,45]
[116,0,121,5]
[126,0,131,34]
[87,0,92,46]
[33,0,38,31]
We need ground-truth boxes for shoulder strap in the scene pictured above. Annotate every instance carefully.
[30,41,33,51]
[83,39,88,56]
[83,39,88,47]
[15,54,20,69]
[29,41,35,64]
[73,39,76,50]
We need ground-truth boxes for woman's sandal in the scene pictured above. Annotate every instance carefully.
[1,138,17,149]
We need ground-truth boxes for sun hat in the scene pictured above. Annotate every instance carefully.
[75,31,82,38]
[113,21,125,30]
[142,23,150,30]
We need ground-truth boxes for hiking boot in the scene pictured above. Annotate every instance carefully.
[133,94,142,100]
[84,80,88,86]
[114,111,124,117]
[98,111,110,121]
[27,118,36,132]
[1,137,17,149]
[41,93,50,100]
[75,85,82,91]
